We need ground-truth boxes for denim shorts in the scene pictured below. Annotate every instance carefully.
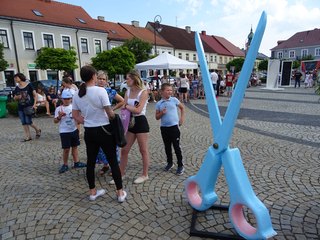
[18,110,33,125]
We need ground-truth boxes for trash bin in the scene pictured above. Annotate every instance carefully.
[0,95,8,118]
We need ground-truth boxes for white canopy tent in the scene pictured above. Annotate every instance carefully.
[135,52,198,70]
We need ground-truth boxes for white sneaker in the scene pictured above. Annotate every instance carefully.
[117,190,127,203]
[133,175,149,184]
[109,179,115,185]
[89,189,106,201]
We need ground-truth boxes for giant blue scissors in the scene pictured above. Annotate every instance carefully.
[185,12,277,239]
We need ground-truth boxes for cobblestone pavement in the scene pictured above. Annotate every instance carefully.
[1,86,319,240]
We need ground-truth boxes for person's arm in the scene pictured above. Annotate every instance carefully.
[112,93,125,111]
[125,90,148,114]
[32,90,37,108]
[155,107,166,120]
[72,109,84,124]
[104,105,115,120]
[178,102,185,126]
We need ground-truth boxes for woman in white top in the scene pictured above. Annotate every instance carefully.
[72,66,126,203]
[120,70,150,184]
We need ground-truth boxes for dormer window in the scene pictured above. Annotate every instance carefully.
[110,30,117,34]
[77,18,86,24]
[32,10,43,17]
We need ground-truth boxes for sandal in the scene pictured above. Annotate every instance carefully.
[36,129,41,138]
[99,165,110,176]
[21,138,32,142]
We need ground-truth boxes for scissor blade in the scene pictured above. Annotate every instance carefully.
[216,11,267,151]
[195,32,222,138]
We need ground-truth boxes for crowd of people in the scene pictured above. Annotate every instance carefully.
[12,67,186,203]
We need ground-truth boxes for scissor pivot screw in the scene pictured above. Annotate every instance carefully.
[213,143,219,149]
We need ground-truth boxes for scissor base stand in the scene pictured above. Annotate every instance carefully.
[190,204,244,239]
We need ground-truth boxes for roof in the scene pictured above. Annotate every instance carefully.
[214,36,245,57]
[119,23,172,47]
[200,33,233,56]
[148,22,214,53]
[93,20,134,41]
[0,0,106,32]
[271,28,320,51]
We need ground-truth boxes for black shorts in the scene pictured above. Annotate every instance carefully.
[60,129,80,149]
[179,87,187,93]
[128,115,149,134]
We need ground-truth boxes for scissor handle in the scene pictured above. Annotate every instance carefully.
[223,148,277,239]
[185,147,221,211]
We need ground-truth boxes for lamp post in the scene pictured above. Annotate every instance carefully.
[153,15,162,55]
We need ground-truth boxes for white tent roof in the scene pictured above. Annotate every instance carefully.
[135,52,198,70]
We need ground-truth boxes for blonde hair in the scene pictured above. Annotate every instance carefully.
[97,70,108,80]
[127,70,143,89]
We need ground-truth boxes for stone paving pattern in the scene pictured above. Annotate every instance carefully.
[0,86,319,239]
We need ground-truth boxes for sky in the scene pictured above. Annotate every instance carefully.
[60,0,320,57]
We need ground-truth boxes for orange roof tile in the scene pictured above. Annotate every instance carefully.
[93,20,134,41]
[0,0,106,32]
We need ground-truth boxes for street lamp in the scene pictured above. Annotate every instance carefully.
[154,15,162,55]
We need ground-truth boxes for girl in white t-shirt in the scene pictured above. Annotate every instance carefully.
[72,66,126,203]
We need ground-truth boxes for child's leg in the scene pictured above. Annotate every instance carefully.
[62,148,70,165]
[71,146,79,163]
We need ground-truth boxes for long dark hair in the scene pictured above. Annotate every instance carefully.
[79,65,97,97]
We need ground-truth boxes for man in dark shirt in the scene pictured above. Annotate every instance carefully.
[294,70,302,88]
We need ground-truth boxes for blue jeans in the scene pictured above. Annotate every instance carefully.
[18,110,32,125]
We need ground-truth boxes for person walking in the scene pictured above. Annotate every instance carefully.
[210,69,218,95]
[155,83,185,175]
[116,70,150,184]
[72,65,126,202]
[13,73,41,142]
[294,70,302,88]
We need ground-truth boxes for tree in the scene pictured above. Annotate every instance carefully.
[258,59,268,71]
[35,47,78,72]
[226,58,245,73]
[292,60,300,69]
[122,37,152,63]
[91,46,135,79]
[0,43,8,72]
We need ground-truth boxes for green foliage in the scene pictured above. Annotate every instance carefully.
[292,60,300,69]
[35,47,78,71]
[91,47,135,78]
[301,54,314,61]
[258,59,268,71]
[6,101,18,116]
[122,37,152,63]
[0,43,9,71]
[315,85,320,95]
[226,58,245,72]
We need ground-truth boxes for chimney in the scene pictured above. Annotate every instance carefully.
[277,40,285,45]
[97,16,105,21]
[201,30,206,35]
[131,20,139,27]
[185,26,191,33]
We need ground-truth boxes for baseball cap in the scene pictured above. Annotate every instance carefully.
[61,90,73,99]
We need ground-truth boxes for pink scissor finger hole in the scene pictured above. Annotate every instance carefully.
[186,181,202,207]
[231,204,257,236]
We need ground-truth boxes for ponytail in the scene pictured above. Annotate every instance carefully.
[78,83,86,98]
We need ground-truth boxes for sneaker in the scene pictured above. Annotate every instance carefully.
[89,189,106,201]
[176,166,184,175]
[59,164,69,173]
[164,163,174,171]
[74,162,87,168]
[109,179,115,185]
[133,175,149,184]
[117,190,127,203]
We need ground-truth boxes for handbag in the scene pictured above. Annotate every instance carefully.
[120,108,132,134]
[110,114,127,147]
[23,106,35,116]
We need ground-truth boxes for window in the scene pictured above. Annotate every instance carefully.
[32,10,43,17]
[62,36,71,50]
[193,54,196,61]
[289,50,295,58]
[94,39,102,54]
[0,29,9,48]
[23,32,34,50]
[77,18,86,24]
[210,56,213,62]
[219,56,222,63]
[43,34,54,48]
[81,38,88,53]
[186,53,189,61]
[178,53,182,59]
[214,56,217,62]
[277,52,283,59]
[301,49,308,57]
[315,48,320,56]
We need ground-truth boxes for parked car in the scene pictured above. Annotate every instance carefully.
[120,81,128,92]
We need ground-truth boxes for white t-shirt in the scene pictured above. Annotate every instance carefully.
[72,86,111,127]
[37,93,46,102]
[211,72,218,84]
[55,104,77,133]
